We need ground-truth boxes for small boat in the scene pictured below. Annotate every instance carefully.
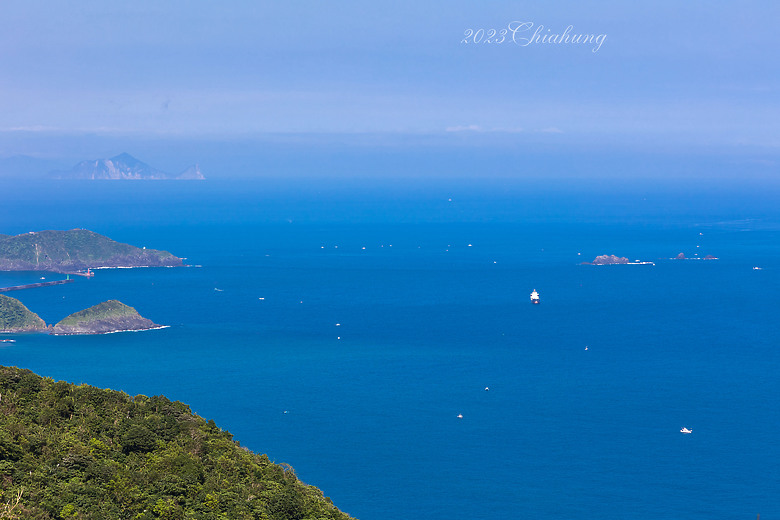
[530,290,540,304]
[680,427,692,434]
[457,413,463,419]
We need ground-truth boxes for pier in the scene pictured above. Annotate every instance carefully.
[66,268,94,278]
[0,279,75,293]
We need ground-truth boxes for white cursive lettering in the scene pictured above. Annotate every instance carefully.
[507,21,534,47]
[504,20,606,52]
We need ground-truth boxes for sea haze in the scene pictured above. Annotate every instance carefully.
[1,177,779,519]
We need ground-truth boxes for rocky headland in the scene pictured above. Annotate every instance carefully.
[0,295,47,333]
[0,229,183,272]
[51,300,162,335]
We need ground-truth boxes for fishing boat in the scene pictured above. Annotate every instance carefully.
[530,290,540,304]
[680,427,692,434]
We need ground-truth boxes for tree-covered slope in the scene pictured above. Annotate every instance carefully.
[0,230,182,272]
[0,295,47,333]
[52,300,160,335]
[0,367,354,520]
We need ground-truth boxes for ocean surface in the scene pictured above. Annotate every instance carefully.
[1,178,779,519]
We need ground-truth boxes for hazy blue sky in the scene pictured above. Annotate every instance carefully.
[1,1,778,165]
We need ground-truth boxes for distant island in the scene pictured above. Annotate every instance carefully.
[0,229,183,273]
[0,366,353,519]
[673,253,719,260]
[583,254,654,266]
[0,296,163,335]
[0,294,47,333]
[586,254,630,265]
[50,153,205,180]
[52,300,163,335]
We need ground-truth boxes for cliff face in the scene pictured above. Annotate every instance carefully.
[50,153,205,180]
[0,229,183,272]
[52,300,161,335]
[0,294,47,332]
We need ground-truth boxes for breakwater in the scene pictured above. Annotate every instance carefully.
[0,279,75,292]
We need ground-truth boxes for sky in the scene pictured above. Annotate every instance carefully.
[0,1,778,176]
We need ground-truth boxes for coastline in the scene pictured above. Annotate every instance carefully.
[90,265,181,269]
[51,325,170,336]
[61,324,170,336]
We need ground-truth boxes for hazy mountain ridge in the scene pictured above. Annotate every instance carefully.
[50,153,205,180]
[0,155,70,179]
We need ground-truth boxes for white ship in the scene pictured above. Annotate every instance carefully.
[530,290,540,304]
[680,427,692,434]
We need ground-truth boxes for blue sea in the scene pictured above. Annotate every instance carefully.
[1,177,779,519]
